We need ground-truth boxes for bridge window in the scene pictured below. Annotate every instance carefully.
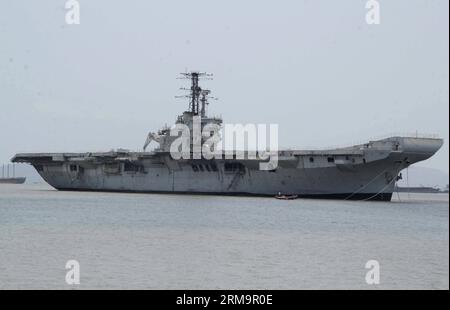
[124,162,140,172]
[328,157,335,163]
[224,162,245,173]
[210,163,218,172]
[192,163,219,172]
[70,164,78,172]
[309,157,314,163]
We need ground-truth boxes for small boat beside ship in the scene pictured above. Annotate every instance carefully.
[275,194,299,200]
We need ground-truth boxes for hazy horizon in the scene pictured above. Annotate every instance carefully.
[1,0,449,173]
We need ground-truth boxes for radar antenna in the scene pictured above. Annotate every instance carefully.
[200,89,218,117]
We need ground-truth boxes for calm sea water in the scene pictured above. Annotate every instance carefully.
[0,183,448,290]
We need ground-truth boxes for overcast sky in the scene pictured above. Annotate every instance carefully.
[1,0,448,173]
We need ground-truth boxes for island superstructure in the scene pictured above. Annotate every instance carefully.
[12,72,443,201]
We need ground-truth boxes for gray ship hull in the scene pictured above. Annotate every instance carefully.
[12,137,443,201]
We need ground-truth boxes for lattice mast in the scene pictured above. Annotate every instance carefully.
[176,72,214,116]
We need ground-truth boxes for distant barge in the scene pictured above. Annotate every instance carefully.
[0,177,26,184]
[395,186,445,194]
[0,164,26,184]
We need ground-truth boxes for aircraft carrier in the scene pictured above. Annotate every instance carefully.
[12,72,443,201]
